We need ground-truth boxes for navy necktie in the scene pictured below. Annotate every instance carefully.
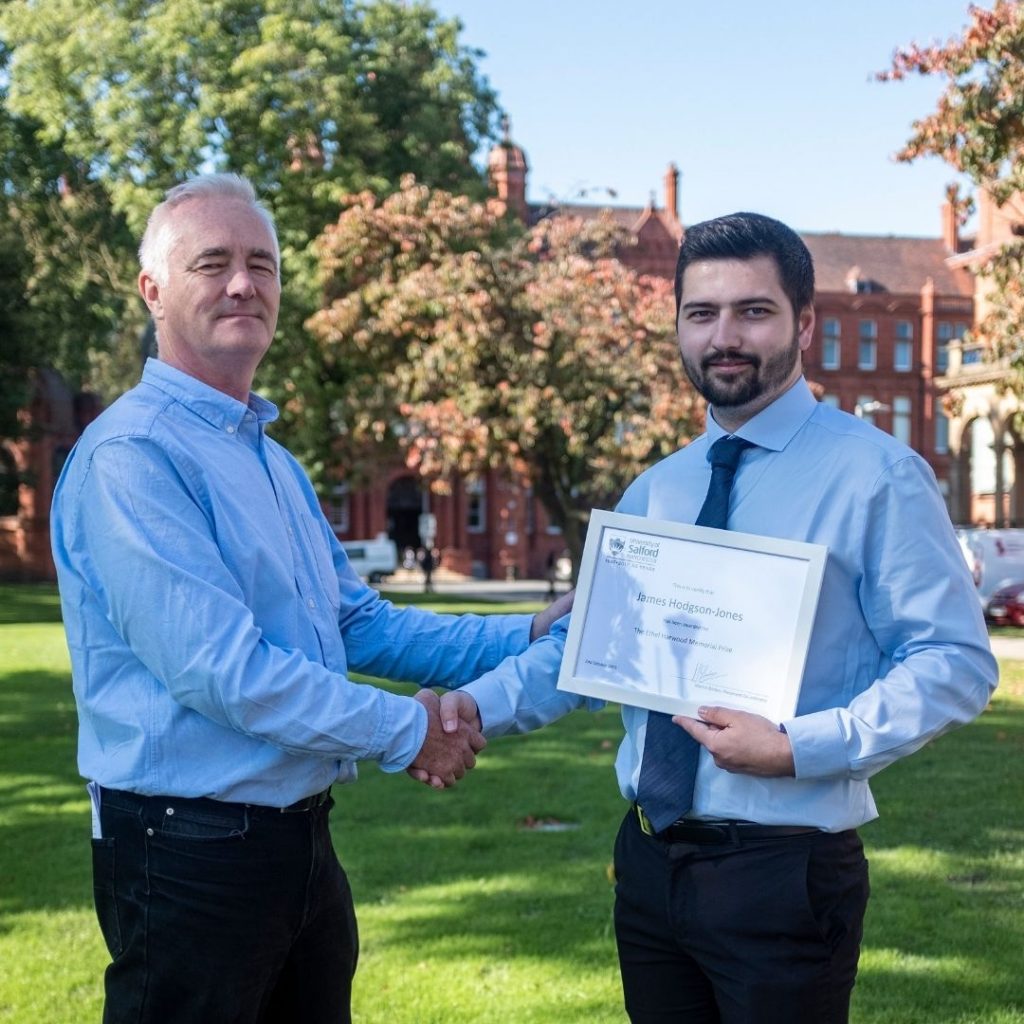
[636,435,754,833]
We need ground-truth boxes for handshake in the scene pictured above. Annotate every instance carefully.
[407,689,485,789]
[406,588,574,789]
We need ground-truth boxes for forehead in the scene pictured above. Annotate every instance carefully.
[171,197,277,260]
[679,255,785,302]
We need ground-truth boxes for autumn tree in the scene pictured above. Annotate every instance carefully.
[881,1,1024,381]
[308,177,701,568]
[0,0,500,451]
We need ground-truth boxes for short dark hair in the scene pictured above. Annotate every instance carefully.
[674,212,815,319]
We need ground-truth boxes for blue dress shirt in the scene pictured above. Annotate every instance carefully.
[51,359,532,806]
[466,378,998,832]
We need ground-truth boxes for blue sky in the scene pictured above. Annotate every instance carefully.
[431,0,980,237]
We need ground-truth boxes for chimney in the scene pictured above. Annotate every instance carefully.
[941,191,959,253]
[664,163,679,222]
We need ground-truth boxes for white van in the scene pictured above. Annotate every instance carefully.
[340,536,398,583]
[957,528,1024,611]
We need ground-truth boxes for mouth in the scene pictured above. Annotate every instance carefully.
[703,356,756,375]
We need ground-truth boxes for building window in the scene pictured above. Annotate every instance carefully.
[858,320,877,370]
[936,322,955,373]
[820,394,840,409]
[892,396,911,445]
[466,477,486,533]
[894,321,913,371]
[935,409,950,454]
[324,484,350,533]
[822,318,841,370]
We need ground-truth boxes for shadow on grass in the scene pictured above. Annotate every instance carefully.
[0,583,63,625]
[0,666,93,930]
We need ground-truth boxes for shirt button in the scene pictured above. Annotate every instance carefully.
[166,807,175,816]
[146,828,154,837]
[308,598,316,609]
[226,425,236,434]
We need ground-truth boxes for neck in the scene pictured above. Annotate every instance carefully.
[159,352,254,404]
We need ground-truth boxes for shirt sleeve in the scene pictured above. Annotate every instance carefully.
[785,456,998,780]
[460,615,600,736]
[331,538,535,688]
[71,437,426,771]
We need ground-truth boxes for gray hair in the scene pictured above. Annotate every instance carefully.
[138,173,280,285]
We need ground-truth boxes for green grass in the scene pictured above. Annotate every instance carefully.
[0,584,1022,1023]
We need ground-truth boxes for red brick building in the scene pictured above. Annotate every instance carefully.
[3,134,985,581]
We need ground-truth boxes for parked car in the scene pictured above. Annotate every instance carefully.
[957,528,1024,614]
[985,580,1024,626]
[340,536,398,583]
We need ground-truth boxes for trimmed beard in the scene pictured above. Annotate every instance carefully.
[682,332,801,410]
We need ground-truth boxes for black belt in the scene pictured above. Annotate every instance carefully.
[635,803,820,844]
[279,788,333,813]
[100,786,332,815]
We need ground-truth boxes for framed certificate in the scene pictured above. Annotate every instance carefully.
[557,510,827,723]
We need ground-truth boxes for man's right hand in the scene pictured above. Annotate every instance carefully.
[408,689,486,789]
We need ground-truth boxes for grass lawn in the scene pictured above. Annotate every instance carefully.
[0,584,1022,1023]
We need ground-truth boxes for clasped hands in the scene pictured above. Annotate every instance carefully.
[407,689,484,789]
[406,587,576,790]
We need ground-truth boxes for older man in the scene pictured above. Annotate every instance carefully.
[51,173,567,1024]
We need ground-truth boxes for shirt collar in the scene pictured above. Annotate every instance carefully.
[141,358,279,431]
[705,377,817,454]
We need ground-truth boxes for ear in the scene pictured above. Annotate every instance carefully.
[138,270,165,320]
[796,304,815,353]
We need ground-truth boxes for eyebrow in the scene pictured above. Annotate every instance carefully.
[188,247,278,271]
[680,295,781,310]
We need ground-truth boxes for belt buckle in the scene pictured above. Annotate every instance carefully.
[635,803,656,837]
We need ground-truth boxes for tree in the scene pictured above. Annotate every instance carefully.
[0,0,500,451]
[880,1,1024,378]
[308,177,702,569]
[0,40,138,440]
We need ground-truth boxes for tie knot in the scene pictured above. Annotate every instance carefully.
[708,435,753,471]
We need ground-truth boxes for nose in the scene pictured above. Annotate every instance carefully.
[225,268,256,300]
[708,310,740,351]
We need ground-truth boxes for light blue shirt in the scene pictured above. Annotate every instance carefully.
[51,359,532,806]
[467,378,998,832]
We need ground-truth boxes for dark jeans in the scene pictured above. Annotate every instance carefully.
[93,788,358,1024]
[614,810,869,1024]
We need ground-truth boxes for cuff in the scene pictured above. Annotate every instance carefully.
[782,707,848,780]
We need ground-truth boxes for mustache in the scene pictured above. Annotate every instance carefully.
[701,351,759,370]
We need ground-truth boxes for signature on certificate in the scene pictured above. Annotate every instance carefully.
[690,662,726,687]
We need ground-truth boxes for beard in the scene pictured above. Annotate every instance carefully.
[682,332,801,411]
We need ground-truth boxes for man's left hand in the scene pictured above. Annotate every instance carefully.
[530,588,574,641]
[674,706,795,778]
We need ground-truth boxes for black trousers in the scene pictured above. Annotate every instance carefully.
[614,809,869,1024]
[93,788,358,1024]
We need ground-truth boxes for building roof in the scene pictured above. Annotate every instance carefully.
[801,232,973,297]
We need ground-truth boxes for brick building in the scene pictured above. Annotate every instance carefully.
[4,132,998,581]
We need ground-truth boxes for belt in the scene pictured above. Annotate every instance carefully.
[279,788,332,813]
[100,786,332,815]
[635,803,820,843]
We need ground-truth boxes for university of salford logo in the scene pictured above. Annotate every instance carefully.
[609,536,626,556]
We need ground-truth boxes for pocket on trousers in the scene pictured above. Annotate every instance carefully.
[91,837,123,959]
[154,803,250,842]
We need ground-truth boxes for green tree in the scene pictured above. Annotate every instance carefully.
[881,0,1024,379]
[0,0,500,453]
[308,177,702,568]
